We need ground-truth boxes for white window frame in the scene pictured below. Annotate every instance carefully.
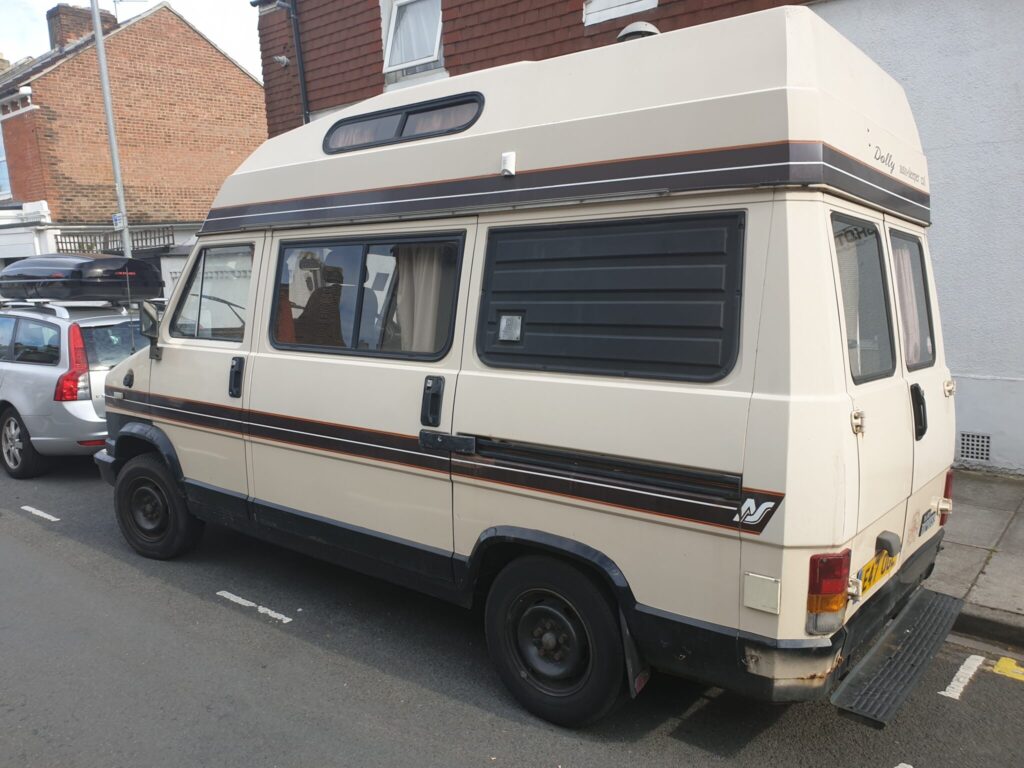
[583,0,658,27]
[383,0,444,74]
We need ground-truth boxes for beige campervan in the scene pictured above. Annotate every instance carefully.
[97,6,957,727]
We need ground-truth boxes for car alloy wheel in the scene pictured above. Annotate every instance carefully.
[2,416,22,470]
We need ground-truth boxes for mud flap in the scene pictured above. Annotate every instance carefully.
[620,611,650,698]
[831,588,962,727]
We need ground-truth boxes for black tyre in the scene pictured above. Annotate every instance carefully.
[484,555,625,727]
[1,408,48,479]
[114,453,204,559]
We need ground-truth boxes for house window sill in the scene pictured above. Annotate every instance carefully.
[583,0,658,27]
[384,67,450,92]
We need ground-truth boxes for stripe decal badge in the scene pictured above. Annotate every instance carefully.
[200,141,931,235]
[105,386,782,534]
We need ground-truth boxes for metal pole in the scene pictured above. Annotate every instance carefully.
[90,0,132,258]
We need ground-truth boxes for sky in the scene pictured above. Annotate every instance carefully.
[0,0,263,80]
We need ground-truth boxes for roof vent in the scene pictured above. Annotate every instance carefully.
[617,21,660,42]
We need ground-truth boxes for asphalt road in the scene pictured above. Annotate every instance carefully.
[2,458,1022,768]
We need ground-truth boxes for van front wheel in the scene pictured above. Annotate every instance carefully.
[114,453,203,559]
[484,555,625,727]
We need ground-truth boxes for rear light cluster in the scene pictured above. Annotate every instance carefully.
[939,469,954,526]
[806,549,850,635]
[54,323,91,402]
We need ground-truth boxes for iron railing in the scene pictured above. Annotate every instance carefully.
[54,226,176,254]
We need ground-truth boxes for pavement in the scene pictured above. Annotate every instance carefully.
[930,469,1024,648]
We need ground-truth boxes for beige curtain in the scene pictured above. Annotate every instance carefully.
[394,245,444,352]
[891,236,923,366]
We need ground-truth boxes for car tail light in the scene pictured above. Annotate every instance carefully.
[940,469,954,526]
[77,440,106,447]
[806,549,850,635]
[54,323,91,402]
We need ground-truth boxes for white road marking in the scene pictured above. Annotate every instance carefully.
[895,763,914,768]
[21,505,60,522]
[938,654,985,700]
[216,590,293,624]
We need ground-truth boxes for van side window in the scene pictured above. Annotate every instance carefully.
[832,215,895,383]
[170,245,254,342]
[273,237,460,358]
[12,319,60,365]
[476,213,745,381]
[889,231,935,370]
[0,316,14,361]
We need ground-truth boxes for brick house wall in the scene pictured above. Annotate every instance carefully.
[258,0,383,138]
[444,0,801,73]
[257,0,807,138]
[1,5,266,226]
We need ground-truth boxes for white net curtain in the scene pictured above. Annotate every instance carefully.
[388,0,441,69]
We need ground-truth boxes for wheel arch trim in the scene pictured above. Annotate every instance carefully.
[456,526,638,610]
[111,421,184,481]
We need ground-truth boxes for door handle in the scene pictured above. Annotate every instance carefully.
[421,375,444,427]
[228,356,244,398]
[910,383,927,441]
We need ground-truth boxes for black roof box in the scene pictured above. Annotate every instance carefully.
[0,254,163,301]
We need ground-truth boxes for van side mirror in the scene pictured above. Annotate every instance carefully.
[140,299,165,359]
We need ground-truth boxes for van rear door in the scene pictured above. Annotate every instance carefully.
[884,222,955,498]
[829,209,914,539]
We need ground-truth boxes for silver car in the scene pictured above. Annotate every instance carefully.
[0,301,141,478]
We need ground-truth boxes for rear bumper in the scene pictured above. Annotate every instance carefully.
[26,400,106,456]
[627,529,946,702]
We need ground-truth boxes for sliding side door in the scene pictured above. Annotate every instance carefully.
[246,221,476,593]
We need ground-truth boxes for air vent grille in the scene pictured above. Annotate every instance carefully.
[959,432,991,462]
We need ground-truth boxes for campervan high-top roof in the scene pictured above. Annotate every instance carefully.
[204,5,930,235]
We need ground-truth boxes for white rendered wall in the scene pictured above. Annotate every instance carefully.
[0,201,55,266]
[812,0,1024,473]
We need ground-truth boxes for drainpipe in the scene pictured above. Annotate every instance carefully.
[253,0,310,125]
[288,1,311,124]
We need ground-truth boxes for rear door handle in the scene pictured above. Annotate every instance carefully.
[228,356,244,398]
[421,375,444,427]
[910,383,927,441]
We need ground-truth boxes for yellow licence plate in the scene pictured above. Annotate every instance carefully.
[859,550,898,593]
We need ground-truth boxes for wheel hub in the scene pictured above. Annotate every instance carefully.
[511,592,590,693]
[129,482,169,538]
[2,418,23,469]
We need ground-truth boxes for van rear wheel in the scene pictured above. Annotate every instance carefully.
[114,453,204,559]
[484,555,624,727]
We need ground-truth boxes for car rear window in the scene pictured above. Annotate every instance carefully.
[81,321,141,368]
